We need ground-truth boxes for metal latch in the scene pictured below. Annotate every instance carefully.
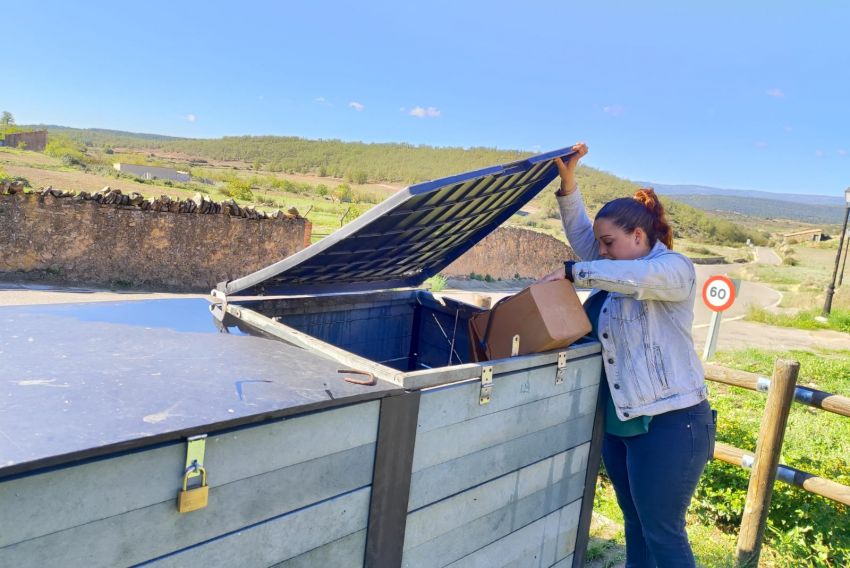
[184,434,207,480]
[479,366,494,405]
[555,352,567,385]
[511,335,520,357]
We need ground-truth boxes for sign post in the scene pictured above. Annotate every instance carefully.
[702,275,739,361]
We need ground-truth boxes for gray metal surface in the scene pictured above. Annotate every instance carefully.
[221,147,575,296]
[0,299,401,478]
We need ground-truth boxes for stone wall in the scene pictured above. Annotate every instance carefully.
[444,226,577,280]
[0,184,311,292]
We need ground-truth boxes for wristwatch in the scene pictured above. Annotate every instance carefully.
[564,260,576,282]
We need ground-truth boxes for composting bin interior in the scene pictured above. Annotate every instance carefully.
[238,291,484,372]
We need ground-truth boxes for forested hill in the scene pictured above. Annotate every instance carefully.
[641,181,846,224]
[33,125,767,245]
[659,194,845,225]
[39,125,532,184]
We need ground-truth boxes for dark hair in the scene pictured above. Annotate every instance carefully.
[595,188,673,249]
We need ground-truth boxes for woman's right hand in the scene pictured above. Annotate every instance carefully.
[554,142,588,196]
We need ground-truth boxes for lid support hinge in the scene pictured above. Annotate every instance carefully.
[479,366,494,405]
[210,289,228,322]
[555,352,568,385]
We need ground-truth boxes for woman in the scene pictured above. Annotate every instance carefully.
[541,143,716,567]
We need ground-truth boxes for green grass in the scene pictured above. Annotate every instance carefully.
[746,305,850,333]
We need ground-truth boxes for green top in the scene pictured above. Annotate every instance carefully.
[583,290,652,437]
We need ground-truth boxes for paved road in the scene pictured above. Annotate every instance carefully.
[754,246,782,265]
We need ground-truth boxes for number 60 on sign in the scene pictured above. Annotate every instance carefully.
[702,275,736,312]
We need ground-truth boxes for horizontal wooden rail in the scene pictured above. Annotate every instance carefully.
[704,363,850,419]
[715,442,850,506]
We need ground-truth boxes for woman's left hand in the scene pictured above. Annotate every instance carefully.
[554,142,588,195]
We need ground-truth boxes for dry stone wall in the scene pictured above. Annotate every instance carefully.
[443,225,578,280]
[0,182,311,292]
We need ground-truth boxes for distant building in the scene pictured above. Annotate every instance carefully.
[782,228,822,244]
[0,130,47,152]
[113,163,190,182]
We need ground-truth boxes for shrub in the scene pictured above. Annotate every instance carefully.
[46,134,88,166]
[346,170,368,184]
[425,274,448,292]
[342,204,361,224]
[225,178,255,201]
[335,183,353,203]
[61,154,86,167]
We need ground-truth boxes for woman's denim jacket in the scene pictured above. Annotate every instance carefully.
[558,190,707,420]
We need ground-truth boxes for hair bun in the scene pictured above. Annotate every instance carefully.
[633,187,659,210]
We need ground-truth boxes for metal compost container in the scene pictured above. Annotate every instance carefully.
[212,147,605,568]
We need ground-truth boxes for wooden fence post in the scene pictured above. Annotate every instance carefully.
[735,359,800,567]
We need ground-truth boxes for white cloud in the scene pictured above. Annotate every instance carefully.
[315,97,331,106]
[815,149,825,158]
[783,125,793,132]
[838,149,848,157]
[602,104,625,116]
[766,88,785,98]
[410,106,441,118]
[349,101,365,112]
[755,141,768,149]
[185,114,196,122]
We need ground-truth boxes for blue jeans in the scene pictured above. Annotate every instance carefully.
[601,399,717,568]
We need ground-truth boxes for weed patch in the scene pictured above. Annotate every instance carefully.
[746,305,850,333]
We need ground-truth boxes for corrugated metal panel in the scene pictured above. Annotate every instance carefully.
[222,147,574,296]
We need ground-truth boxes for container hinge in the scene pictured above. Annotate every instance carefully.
[209,289,228,322]
[184,434,207,479]
[555,352,568,385]
[479,366,494,405]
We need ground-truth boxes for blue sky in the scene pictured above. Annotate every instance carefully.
[4,1,849,195]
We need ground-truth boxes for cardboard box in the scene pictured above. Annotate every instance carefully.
[469,279,591,362]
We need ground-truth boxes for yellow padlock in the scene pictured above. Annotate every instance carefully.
[177,466,209,513]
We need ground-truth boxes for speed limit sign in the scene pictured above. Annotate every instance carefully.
[702,275,736,312]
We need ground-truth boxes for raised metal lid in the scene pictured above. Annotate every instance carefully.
[221,146,575,296]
